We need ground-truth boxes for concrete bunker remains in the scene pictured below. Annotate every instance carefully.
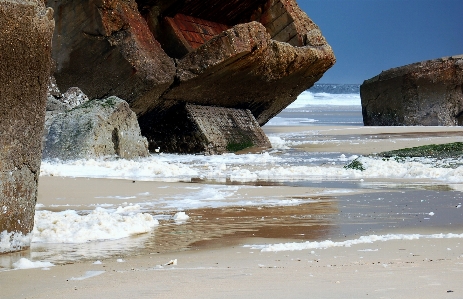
[47,0,335,153]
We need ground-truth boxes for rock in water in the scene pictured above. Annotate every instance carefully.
[47,0,335,153]
[0,0,54,252]
[43,97,149,160]
[361,55,463,126]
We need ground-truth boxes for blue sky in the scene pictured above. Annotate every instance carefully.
[298,0,463,84]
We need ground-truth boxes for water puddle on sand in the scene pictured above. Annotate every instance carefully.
[147,198,338,252]
[0,197,337,268]
[1,187,462,270]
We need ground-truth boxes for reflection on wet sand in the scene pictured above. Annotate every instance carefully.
[2,185,463,271]
[151,198,338,252]
[335,189,463,236]
[190,177,285,186]
[0,233,155,268]
[0,198,338,269]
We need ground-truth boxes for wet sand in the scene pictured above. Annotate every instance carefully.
[2,236,462,298]
[264,125,463,155]
[1,125,463,298]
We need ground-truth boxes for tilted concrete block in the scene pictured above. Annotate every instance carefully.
[144,104,271,154]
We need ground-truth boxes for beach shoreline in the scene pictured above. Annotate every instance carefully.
[2,124,463,298]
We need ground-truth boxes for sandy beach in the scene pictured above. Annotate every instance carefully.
[1,0,461,296]
[2,236,463,299]
[1,124,463,298]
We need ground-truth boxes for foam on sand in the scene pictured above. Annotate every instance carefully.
[40,152,281,181]
[40,153,463,184]
[32,207,158,244]
[12,258,54,270]
[245,233,463,252]
[355,156,463,183]
[173,212,190,223]
[0,231,31,253]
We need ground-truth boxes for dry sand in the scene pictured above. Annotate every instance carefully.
[1,125,463,298]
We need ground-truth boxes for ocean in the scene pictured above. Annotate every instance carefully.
[266,84,362,127]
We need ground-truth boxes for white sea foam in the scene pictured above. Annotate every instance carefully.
[40,153,463,184]
[140,184,321,212]
[32,207,158,244]
[0,231,31,253]
[40,157,200,180]
[12,258,54,270]
[245,233,463,252]
[40,152,281,181]
[267,136,290,149]
[173,212,190,223]
[161,186,239,209]
[355,156,463,183]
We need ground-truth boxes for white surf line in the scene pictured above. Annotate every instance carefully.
[39,154,463,183]
[244,233,463,252]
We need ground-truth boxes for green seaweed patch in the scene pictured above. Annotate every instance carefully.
[100,97,118,108]
[377,142,463,159]
[67,100,92,112]
[226,140,254,152]
[69,97,118,111]
[344,159,365,171]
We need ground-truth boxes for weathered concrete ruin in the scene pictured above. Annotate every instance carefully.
[0,0,54,252]
[361,55,463,126]
[153,104,271,154]
[46,0,335,153]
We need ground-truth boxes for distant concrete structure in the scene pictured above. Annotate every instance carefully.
[0,0,54,252]
[361,55,463,126]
